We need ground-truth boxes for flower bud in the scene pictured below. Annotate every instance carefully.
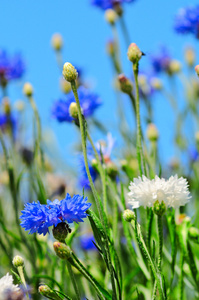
[168,60,181,75]
[150,78,162,90]
[3,97,11,115]
[69,102,78,119]
[153,200,166,216]
[118,74,133,94]
[51,33,63,51]
[53,242,72,260]
[127,43,142,64]
[105,9,117,25]
[123,209,135,222]
[52,222,70,242]
[60,78,71,94]
[106,161,118,179]
[185,47,195,67]
[23,82,33,97]
[91,158,98,169]
[39,285,61,300]
[12,255,24,268]
[146,123,159,142]
[195,65,199,77]
[62,62,78,82]
[188,227,199,240]
[14,100,25,111]
[195,131,199,143]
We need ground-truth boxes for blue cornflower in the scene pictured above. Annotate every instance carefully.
[20,194,91,235]
[174,6,199,37]
[150,47,171,73]
[80,234,97,251]
[52,86,101,123]
[189,146,199,162]
[78,153,98,190]
[0,50,25,83]
[91,0,135,10]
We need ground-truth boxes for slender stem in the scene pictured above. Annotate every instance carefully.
[87,132,108,214]
[133,63,143,176]
[18,266,30,300]
[28,96,44,167]
[70,80,117,300]
[179,252,184,300]
[157,215,163,271]
[66,261,81,300]
[120,15,131,48]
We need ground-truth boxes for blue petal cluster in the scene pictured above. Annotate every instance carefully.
[52,86,101,123]
[150,47,171,73]
[0,50,25,81]
[189,146,199,162]
[80,234,97,251]
[20,194,92,235]
[174,6,199,37]
[91,0,135,10]
[78,153,98,190]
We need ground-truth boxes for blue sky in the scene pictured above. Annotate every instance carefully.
[1,0,199,166]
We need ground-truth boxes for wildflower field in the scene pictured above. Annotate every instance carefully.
[1,1,199,299]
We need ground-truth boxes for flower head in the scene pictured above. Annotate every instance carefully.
[20,194,91,235]
[91,0,135,10]
[0,50,25,85]
[174,6,199,37]
[150,46,171,73]
[0,273,19,300]
[128,175,191,210]
[52,86,101,123]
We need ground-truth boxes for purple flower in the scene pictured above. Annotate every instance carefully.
[52,86,101,123]
[150,47,171,73]
[0,50,25,83]
[91,0,135,10]
[174,6,199,38]
[80,234,97,251]
[0,113,16,135]
[20,194,91,235]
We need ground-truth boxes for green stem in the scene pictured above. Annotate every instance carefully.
[18,266,30,300]
[66,261,81,300]
[157,215,163,271]
[87,132,108,214]
[179,252,184,300]
[70,80,117,300]
[133,63,143,176]
[28,96,44,167]
[119,15,131,48]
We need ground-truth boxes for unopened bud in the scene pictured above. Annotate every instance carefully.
[51,33,63,51]
[63,62,78,82]
[14,100,25,111]
[69,102,78,119]
[195,65,199,77]
[53,241,72,260]
[91,158,98,169]
[168,60,181,75]
[106,161,118,178]
[188,227,199,240]
[127,43,143,64]
[118,74,133,94]
[12,255,24,268]
[60,78,71,94]
[52,222,70,242]
[23,82,33,97]
[105,9,117,25]
[39,285,61,300]
[153,200,166,216]
[150,78,162,90]
[3,97,11,115]
[123,209,135,222]
[195,131,199,143]
[146,123,159,142]
[185,47,195,67]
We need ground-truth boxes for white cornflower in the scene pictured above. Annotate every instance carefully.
[0,273,19,300]
[128,175,191,210]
